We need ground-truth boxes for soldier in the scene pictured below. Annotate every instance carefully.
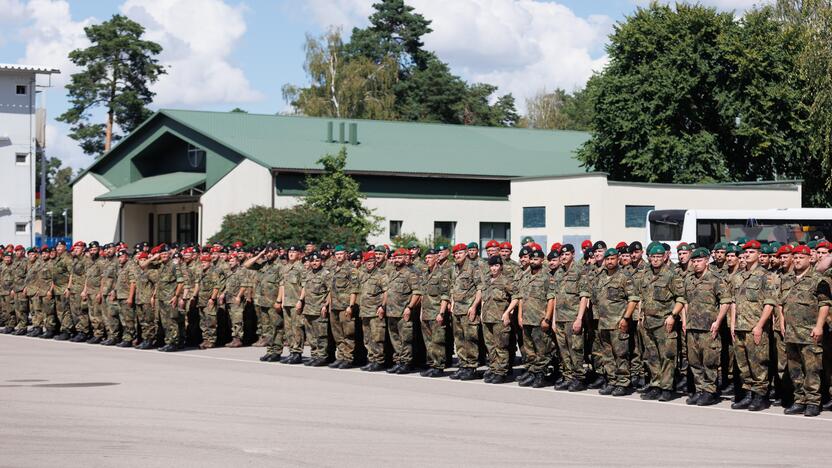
[221,252,247,349]
[195,253,221,349]
[134,252,157,349]
[682,247,732,406]
[419,249,450,377]
[590,248,639,396]
[449,243,482,381]
[636,244,686,402]
[779,245,830,417]
[244,247,280,347]
[281,245,305,364]
[384,248,422,374]
[729,240,777,411]
[51,241,73,340]
[0,252,13,333]
[480,256,518,384]
[10,246,29,335]
[150,247,185,352]
[552,244,591,392]
[23,248,41,336]
[358,252,388,372]
[408,242,426,274]
[297,252,331,367]
[516,249,555,388]
[328,245,360,368]
[84,242,107,344]
[110,249,136,348]
[36,247,58,339]
[67,242,91,342]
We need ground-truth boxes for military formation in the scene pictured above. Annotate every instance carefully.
[2,236,831,417]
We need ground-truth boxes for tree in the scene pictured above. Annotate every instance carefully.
[302,147,382,239]
[346,0,433,70]
[35,157,73,236]
[209,206,365,247]
[57,14,165,155]
[230,108,248,113]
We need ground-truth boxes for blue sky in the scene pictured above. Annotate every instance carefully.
[0,0,767,170]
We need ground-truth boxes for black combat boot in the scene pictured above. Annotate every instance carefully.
[658,390,674,402]
[783,403,806,415]
[731,391,753,410]
[696,392,719,406]
[641,387,660,400]
[611,385,632,397]
[53,332,71,341]
[686,392,702,405]
[804,404,821,417]
[568,380,587,392]
[748,392,767,412]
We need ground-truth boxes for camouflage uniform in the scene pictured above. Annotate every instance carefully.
[481,272,516,376]
[358,266,387,365]
[517,269,554,375]
[301,267,332,360]
[11,257,30,332]
[779,270,831,406]
[52,253,72,333]
[113,260,137,343]
[68,255,91,336]
[85,255,107,339]
[449,259,482,370]
[36,258,57,333]
[25,258,42,331]
[553,261,591,382]
[591,268,639,387]
[195,264,221,346]
[385,265,422,366]
[0,260,13,329]
[263,263,286,358]
[135,264,157,343]
[330,261,360,362]
[684,270,732,394]
[101,256,120,340]
[151,259,184,347]
[282,261,305,355]
[636,264,685,391]
[248,260,280,345]
[420,264,450,370]
[730,265,777,396]
[222,264,248,341]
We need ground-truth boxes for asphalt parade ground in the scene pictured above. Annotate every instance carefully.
[1,334,830,467]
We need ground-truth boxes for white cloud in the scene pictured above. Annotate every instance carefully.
[45,123,88,170]
[635,0,775,14]
[120,0,263,106]
[304,0,374,33]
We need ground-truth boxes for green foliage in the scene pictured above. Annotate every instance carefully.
[520,87,594,131]
[230,108,248,113]
[302,147,382,239]
[208,205,365,247]
[391,232,451,253]
[578,2,825,205]
[35,157,73,236]
[56,14,165,155]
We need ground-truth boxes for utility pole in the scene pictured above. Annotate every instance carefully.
[63,209,68,238]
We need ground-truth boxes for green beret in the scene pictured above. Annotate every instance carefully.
[761,245,774,255]
[713,242,727,251]
[435,243,449,251]
[691,247,710,259]
[467,242,479,249]
[808,240,818,249]
[334,245,345,252]
[737,237,749,245]
[646,241,661,251]
[373,245,386,253]
[603,248,619,258]
[725,244,739,254]
[647,244,666,256]
[770,241,783,249]
[521,236,535,244]
[407,241,419,249]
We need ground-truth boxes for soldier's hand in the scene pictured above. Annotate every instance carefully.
[295,300,303,311]
[273,301,282,311]
[502,312,510,327]
[207,298,214,308]
[709,321,718,339]
[320,305,328,318]
[345,305,353,319]
[664,315,675,333]
[730,326,736,343]
[64,289,70,298]
[780,322,786,336]
[541,318,550,331]
[377,306,385,319]
[467,307,476,322]
[518,314,524,327]
[752,325,762,345]
[178,298,185,309]
[436,312,443,324]
[234,296,241,306]
[618,318,628,333]
[572,319,582,334]
[403,307,411,321]
[218,296,225,306]
[168,297,176,307]
[127,298,134,307]
[80,291,87,300]
[811,325,823,343]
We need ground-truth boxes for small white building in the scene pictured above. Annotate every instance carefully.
[0,64,59,246]
[71,109,802,249]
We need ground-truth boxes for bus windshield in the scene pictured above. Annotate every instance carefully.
[696,219,832,246]
[648,210,685,241]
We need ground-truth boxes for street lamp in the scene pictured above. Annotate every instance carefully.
[62,209,68,238]
[46,211,53,241]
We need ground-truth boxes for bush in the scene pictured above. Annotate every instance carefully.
[391,232,451,253]
[209,205,366,248]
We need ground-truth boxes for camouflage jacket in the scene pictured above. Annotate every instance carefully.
[330,261,360,311]
[779,270,832,344]
[683,269,732,331]
[591,268,639,330]
[301,267,332,315]
[385,265,421,318]
[636,264,685,328]
[553,261,590,323]
[730,264,777,332]
[358,267,387,318]
[516,268,550,325]
[449,259,482,311]
[481,272,516,323]
[420,263,450,317]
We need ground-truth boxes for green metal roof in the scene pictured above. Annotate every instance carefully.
[157,109,590,178]
[95,172,205,201]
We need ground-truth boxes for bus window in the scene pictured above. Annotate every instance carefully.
[648,210,685,241]
[704,219,832,244]
[696,221,719,249]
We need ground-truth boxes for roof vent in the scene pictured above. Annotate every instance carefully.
[338,122,346,143]
[349,123,358,145]
[326,122,333,142]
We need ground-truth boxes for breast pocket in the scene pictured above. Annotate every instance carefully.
[745,279,761,302]
[607,287,622,301]
[652,281,672,301]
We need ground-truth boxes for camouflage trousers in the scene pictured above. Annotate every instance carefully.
[303,313,329,359]
[452,310,480,369]
[772,329,787,383]
[29,295,41,328]
[786,342,823,406]
[284,306,304,353]
[329,309,356,362]
[158,299,184,346]
[13,294,29,331]
[89,298,107,338]
[265,309,286,356]
[522,324,553,374]
[554,320,586,381]
[69,294,90,335]
[421,317,447,369]
[104,297,122,340]
[227,302,244,340]
[256,304,276,344]
[55,294,71,333]
[387,315,413,365]
[630,319,645,378]
[734,330,770,395]
[597,328,631,387]
[136,303,157,342]
[38,295,57,333]
[117,299,137,343]
[642,323,677,391]
[199,304,218,345]
[0,295,13,328]
[483,321,510,376]
[361,316,386,364]
[686,330,720,394]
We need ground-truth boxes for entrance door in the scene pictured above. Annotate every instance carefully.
[176,212,198,244]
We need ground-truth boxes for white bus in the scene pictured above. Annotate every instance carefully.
[647,208,832,250]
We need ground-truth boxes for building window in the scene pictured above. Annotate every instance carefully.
[480,222,510,257]
[434,221,456,243]
[565,205,590,227]
[389,220,402,238]
[522,206,545,228]
[15,153,28,164]
[157,214,172,244]
[15,85,26,95]
[625,205,654,228]
[177,212,198,244]
[15,222,27,234]
[186,144,206,169]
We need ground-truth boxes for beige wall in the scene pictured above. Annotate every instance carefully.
[72,174,121,243]
[510,174,802,248]
[200,159,272,243]
[121,202,198,247]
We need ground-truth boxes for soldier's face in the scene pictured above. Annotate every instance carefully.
[72,246,83,256]
[201,260,211,269]
[288,250,299,261]
[726,253,737,266]
[759,254,770,267]
[374,252,385,263]
[631,249,643,262]
[467,248,478,259]
[90,247,99,256]
[770,256,780,269]
[489,263,502,276]
[425,254,436,267]
[678,250,690,263]
[56,244,66,254]
[745,249,759,265]
[438,250,449,261]
[619,253,631,265]
[781,254,792,269]
[561,251,573,264]
[530,257,543,269]
[499,249,511,260]
[228,257,238,268]
[453,250,466,264]
[604,255,619,270]
[49,251,56,259]
[161,252,170,262]
[409,248,419,258]
[593,249,605,263]
[649,254,664,268]
[310,258,321,269]
[714,250,726,262]
[28,253,37,262]
[818,248,830,258]
[486,247,499,257]
[692,257,707,273]
[365,259,376,271]
[335,251,346,262]
[519,255,530,267]
[119,255,128,265]
[393,255,406,266]
[305,244,315,254]
[3,256,10,264]
[793,253,811,271]
[548,258,559,270]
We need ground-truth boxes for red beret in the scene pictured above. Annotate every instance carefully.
[742,240,761,250]
[15,245,24,251]
[137,252,149,260]
[615,241,628,250]
[792,245,811,256]
[775,245,792,257]
[40,246,49,252]
[199,253,212,262]
[232,241,244,248]
[485,239,500,249]
[210,245,222,253]
[72,241,86,249]
[550,242,562,252]
[452,243,467,253]
[183,247,194,254]
[581,240,592,250]
[150,246,161,254]
[393,248,409,256]
[499,241,512,250]
[529,242,543,252]
[363,252,375,262]
[816,241,830,250]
